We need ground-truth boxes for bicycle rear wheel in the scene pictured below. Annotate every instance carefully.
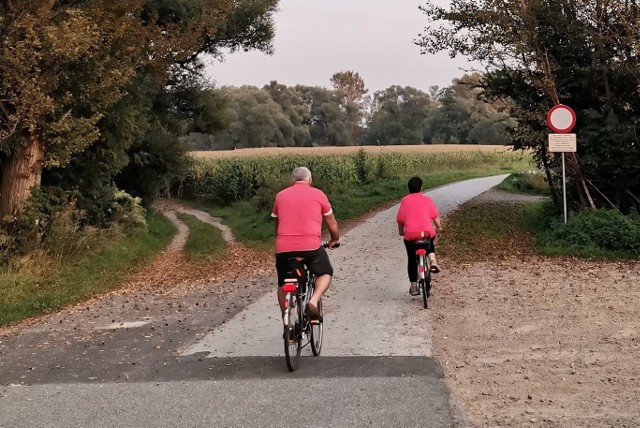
[310,300,323,356]
[420,278,428,309]
[284,293,302,372]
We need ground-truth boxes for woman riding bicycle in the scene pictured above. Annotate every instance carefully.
[272,167,340,320]
[396,176,442,296]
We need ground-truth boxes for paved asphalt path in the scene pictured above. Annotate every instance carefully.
[0,175,508,428]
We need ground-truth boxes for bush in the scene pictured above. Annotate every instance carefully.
[532,206,640,257]
[0,187,147,268]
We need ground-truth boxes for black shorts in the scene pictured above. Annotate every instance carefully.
[276,246,333,286]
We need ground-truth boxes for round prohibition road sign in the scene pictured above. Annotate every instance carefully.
[547,104,576,133]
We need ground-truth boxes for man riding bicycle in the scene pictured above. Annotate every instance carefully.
[272,167,340,320]
[396,176,442,296]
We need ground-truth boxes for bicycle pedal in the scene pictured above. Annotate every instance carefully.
[309,319,320,325]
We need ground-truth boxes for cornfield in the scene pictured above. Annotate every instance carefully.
[190,144,512,159]
[174,147,530,206]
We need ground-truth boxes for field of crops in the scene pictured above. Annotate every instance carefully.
[175,147,530,207]
[190,144,513,159]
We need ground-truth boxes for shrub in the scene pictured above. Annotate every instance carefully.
[534,207,640,257]
[0,187,147,268]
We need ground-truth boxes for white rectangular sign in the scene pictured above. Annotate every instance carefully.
[548,133,577,153]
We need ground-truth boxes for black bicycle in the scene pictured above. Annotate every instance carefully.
[414,238,433,309]
[282,243,337,372]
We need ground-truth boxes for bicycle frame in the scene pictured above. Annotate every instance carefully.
[282,262,314,343]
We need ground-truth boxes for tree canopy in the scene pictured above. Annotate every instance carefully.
[0,0,278,217]
[416,0,640,212]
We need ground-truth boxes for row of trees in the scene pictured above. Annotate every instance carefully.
[189,72,512,150]
[416,0,640,213]
[0,0,278,220]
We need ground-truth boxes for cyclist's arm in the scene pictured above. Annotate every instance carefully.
[433,216,442,233]
[397,223,404,236]
[274,217,279,235]
[324,213,340,246]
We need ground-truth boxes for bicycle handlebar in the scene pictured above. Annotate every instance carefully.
[322,241,341,249]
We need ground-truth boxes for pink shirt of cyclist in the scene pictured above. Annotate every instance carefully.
[396,193,440,240]
[271,182,333,253]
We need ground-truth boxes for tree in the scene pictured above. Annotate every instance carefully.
[416,0,640,212]
[264,81,311,146]
[214,86,295,149]
[296,85,351,146]
[362,86,434,145]
[330,71,369,143]
[0,0,279,217]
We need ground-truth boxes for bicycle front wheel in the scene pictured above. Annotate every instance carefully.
[310,300,323,356]
[284,294,302,372]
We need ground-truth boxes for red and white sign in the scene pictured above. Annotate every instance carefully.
[547,104,576,133]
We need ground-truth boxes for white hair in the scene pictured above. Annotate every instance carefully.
[291,166,312,182]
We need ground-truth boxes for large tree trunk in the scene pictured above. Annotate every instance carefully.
[0,137,45,217]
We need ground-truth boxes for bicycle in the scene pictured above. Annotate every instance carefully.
[414,238,433,309]
[282,242,337,372]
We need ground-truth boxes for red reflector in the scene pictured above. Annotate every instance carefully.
[419,266,425,273]
[282,284,297,293]
[416,249,427,256]
[283,300,289,309]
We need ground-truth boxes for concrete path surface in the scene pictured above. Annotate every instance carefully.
[0,175,508,428]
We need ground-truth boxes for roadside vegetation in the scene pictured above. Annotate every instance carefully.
[443,185,640,261]
[179,150,531,247]
[496,170,549,196]
[0,212,175,327]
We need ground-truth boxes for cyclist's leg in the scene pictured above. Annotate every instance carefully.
[404,240,418,281]
[305,247,333,311]
[404,240,419,294]
[275,252,292,311]
[427,238,440,272]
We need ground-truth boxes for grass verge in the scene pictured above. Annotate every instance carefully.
[0,211,176,327]
[176,213,226,261]
[438,199,536,262]
[496,170,549,196]
[441,197,640,261]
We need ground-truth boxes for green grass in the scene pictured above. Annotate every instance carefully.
[0,211,176,327]
[439,200,534,261]
[176,213,226,261]
[497,170,550,196]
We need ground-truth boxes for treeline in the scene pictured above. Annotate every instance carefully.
[190,73,512,150]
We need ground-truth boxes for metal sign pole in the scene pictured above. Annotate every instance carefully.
[562,152,567,224]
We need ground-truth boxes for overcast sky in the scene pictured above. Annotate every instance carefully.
[204,0,477,94]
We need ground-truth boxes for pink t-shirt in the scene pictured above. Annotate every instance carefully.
[271,182,333,253]
[396,193,440,240]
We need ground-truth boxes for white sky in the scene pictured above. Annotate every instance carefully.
[204,0,478,94]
